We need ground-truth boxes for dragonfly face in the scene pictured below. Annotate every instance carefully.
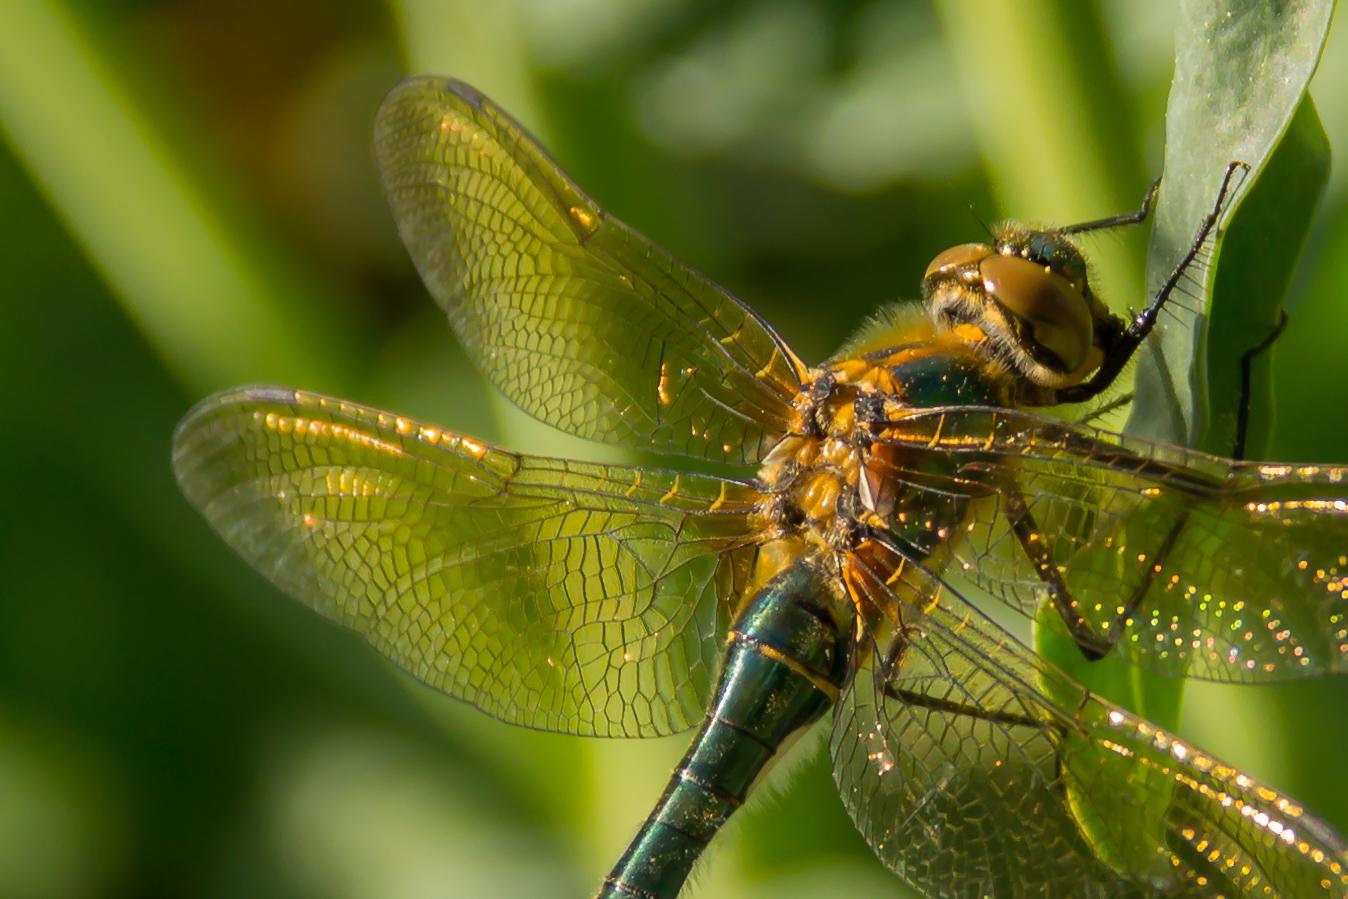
[924,230,1107,393]
[173,76,1348,899]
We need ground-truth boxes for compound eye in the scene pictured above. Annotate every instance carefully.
[924,243,993,280]
[980,253,1093,372]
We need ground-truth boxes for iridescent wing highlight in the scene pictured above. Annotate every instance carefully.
[373,76,805,465]
[172,386,762,736]
[833,547,1348,899]
[868,406,1348,682]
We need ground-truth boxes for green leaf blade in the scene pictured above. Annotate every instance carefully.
[1127,0,1336,447]
[1199,96,1331,458]
[1040,4,1336,875]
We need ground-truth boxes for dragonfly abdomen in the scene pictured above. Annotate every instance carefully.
[597,557,852,899]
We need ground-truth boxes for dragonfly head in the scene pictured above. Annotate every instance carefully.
[922,225,1117,391]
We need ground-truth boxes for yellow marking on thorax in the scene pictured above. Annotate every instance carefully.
[832,402,857,436]
[832,359,870,383]
[709,482,728,512]
[873,343,942,371]
[828,360,900,398]
[625,471,643,497]
[800,471,842,522]
[872,367,899,397]
[795,437,821,468]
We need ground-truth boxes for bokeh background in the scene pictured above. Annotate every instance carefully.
[0,1,1346,897]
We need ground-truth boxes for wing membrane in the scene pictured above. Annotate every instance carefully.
[833,548,1348,899]
[172,386,762,736]
[373,76,805,464]
[868,406,1348,682]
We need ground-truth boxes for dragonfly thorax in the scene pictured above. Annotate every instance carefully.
[922,224,1125,400]
[751,344,1005,670]
[757,405,867,555]
[757,340,1004,573]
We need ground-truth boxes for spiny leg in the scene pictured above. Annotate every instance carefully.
[885,684,1053,732]
[999,477,1196,664]
[1075,391,1135,426]
[1102,510,1190,647]
[1062,175,1162,235]
[997,478,1113,660]
[876,622,1059,732]
[1053,162,1249,405]
[1232,310,1289,461]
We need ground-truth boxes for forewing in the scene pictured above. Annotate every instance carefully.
[373,76,805,465]
[172,386,762,736]
[869,406,1348,682]
[832,550,1348,899]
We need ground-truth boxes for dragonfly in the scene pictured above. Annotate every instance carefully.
[173,76,1348,899]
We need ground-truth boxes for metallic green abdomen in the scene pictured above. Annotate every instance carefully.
[597,559,850,899]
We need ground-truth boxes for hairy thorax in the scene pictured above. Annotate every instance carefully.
[745,314,1008,617]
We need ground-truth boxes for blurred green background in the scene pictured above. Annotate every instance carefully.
[0,1,1345,897]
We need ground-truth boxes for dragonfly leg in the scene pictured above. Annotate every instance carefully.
[1001,472,1198,660]
[877,623,1063,731]
[1051,162,1248,406]
[1103,510,1191,643]
[884,683,1051,732]
[1232,310,1289,460]
[1061,174,1162,235]
[997,479,1114,660]
[1074,391,1134,426]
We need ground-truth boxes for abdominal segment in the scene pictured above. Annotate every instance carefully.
[596,557,851,899]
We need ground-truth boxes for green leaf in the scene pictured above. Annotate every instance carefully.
[1198,97,1331,458]
[1036,606,1185,878]
[1061,0,1336,724]
[1040,3,1334,875]
[1126,0,1336,447]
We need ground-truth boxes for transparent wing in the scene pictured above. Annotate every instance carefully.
[832,543,1348,899]
[172,386,762,737]
[373,76,805,465]
[867,405,1348,682]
